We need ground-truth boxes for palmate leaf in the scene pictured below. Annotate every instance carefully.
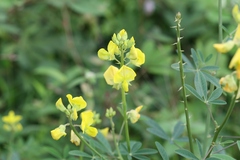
[68,150,92,158]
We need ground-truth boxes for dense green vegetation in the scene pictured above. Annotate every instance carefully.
[1,0,239,159]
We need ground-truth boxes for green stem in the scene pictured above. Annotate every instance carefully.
[110,117,124,160]
[175,12,194,153]
[69,119,105,159]
[203,107,210,155]
[205,92,237,158]
[120,46,131,151]
[121,86,131,152]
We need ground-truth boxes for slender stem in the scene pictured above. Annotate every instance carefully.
[203,107,210,155]
[110,117,124,160]
[175,12,194,153]
[119,46,131,151]
[205,92,237,158]
[121,88,131,151]
[69,118,105,159]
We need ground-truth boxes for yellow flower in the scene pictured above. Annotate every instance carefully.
[114,65,136,92]
[117,29,128,41]
[234,24,240,46]
[80,110,98,137]
[2,110,22,124]
[219,75,238,93]
[104,65,121,89]
[127,106,143,123]
[213,41,235,54]
[56,98,67,112]
[97,41,119,60]
[229,48,240,79]
[51,125,67,140]
[2,110,22,132]
[100,127,109,138]
[127,46,145,66]
[233,5,240,23]
[70,130,80,146]
[66,94,87,111]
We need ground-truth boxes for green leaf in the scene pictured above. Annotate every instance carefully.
[208,88,223,102]
[200,66,219,71]
[132,155,149,160]
[205,54,213,63]
[237,140,240,151]
[155,142,169,160]
[172,121,185,140]
[175,149,199,160]
[195,139,203,158]
[96,132,113,155]
[220,140,234,145]
[194,71,207,100]
[182,53,195,70]
[69,150,92,158]
[185,84,203,101]
[210,154,236,160]
[143,116,169,140]
[191,48,199,67]
[208,100,226,105]
[131,141,142,153]
[42,147,62,159]
[134,148,158,155]
[203,72,220,87]
[206,158,221,160]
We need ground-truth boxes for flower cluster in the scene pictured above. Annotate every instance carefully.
[213,5,240,97]
[51,94,98,145]
[2,110,22,132]
[98,29,145,92]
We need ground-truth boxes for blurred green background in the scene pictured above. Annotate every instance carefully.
[0,0,240,159]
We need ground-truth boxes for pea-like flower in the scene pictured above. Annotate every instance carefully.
[51,125,67,140]
[55,94,87,120]
[127,46,145,67]
[2,110,22,132]
[80,110,98,137]
[229,48,240,79]
[219,74,238,93]
[98,41,120,60]
[104,65,121,90]
[70,130,80,146]
[114,65,136,92]
[127,106,143,123]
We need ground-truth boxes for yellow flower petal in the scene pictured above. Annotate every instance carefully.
[2,110,22,124]
[117,29,128,41]
[234,24,240,46]
[51,125,67,140]
[70,130,80,146]
[127,106,143,124]
[219,75,237,93]
[97,48,111,60]
[100,127,109,137]
[66,94,87,111]
[108,41,120,56]
[80,110,98,137]
[85,126,98,137]
[213,41,235,54]
[127,46,145,67]
[104,65,119,85]
[229,48,240,69]
[232,5,240,23]
[56,98,66,112]
[113,65,136,92]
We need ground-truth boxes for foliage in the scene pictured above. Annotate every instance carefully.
[1,0,240,159]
